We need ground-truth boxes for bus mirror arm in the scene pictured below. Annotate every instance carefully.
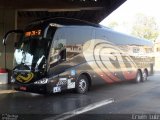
[2,29,23,46]
[2,29,23,69]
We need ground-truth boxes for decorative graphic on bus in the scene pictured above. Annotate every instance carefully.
[16,72,34,83]
[83,40,137,83]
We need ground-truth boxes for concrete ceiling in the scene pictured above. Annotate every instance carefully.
[1,0,126,23]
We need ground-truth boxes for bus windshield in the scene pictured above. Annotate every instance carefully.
[14,35,50,71]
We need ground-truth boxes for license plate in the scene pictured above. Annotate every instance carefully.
[20,86,27,91]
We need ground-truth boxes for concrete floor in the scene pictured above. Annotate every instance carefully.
[0,71,160,120]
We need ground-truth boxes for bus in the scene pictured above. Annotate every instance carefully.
[3,17,154,94]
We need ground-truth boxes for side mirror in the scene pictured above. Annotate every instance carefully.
[2,29,23,46]
[2,29,23,69]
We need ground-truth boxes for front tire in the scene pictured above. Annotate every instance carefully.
[76,75,89,94]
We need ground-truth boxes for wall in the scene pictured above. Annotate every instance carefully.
[0,9,17,70]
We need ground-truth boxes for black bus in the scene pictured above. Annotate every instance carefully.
[3,18,154,94]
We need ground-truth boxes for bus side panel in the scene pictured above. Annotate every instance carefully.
[103,28,154,76]
[47,26,154,94]
[82,39,138,83]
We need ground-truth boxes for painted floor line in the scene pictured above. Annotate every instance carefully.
[0,90,17,94]
[44,98,114,120]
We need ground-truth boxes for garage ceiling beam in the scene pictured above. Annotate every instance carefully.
[1,0,105,9]
[1,0,126,23]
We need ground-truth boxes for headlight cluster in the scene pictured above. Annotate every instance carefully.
[11,79,15,83]
[11,76,15,83]
[34,78,48,84]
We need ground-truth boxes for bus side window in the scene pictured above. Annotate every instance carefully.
[49,38,66,66]
[50,47,60,65]
[65,27,92,59]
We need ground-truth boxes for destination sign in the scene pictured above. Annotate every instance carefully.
[25,30,42,37]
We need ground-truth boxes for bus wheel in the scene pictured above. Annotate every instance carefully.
[76,75,89,94]
[142,70,148,82]
[134,70,142,83]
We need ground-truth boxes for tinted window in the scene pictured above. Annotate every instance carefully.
[65,27,92,59]
[49,28,66,66]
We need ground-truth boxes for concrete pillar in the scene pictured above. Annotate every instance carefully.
[154,43,160,70]
[0,9,17,70]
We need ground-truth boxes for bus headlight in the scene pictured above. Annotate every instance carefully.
[11,77,15,83]
[34,78,48,84]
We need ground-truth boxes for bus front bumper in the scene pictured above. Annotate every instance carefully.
[13,83,48,94]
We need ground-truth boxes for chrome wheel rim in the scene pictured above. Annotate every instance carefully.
[137,72,141,82]
[79,79,87,92]
[143,72,147,81]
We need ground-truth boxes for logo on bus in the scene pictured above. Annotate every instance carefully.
[83,40,137,83]
[16,72,34,83]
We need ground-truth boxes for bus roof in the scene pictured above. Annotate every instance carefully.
[27,17,101,28]
[25,17,153,47]
[100,27,154,46]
